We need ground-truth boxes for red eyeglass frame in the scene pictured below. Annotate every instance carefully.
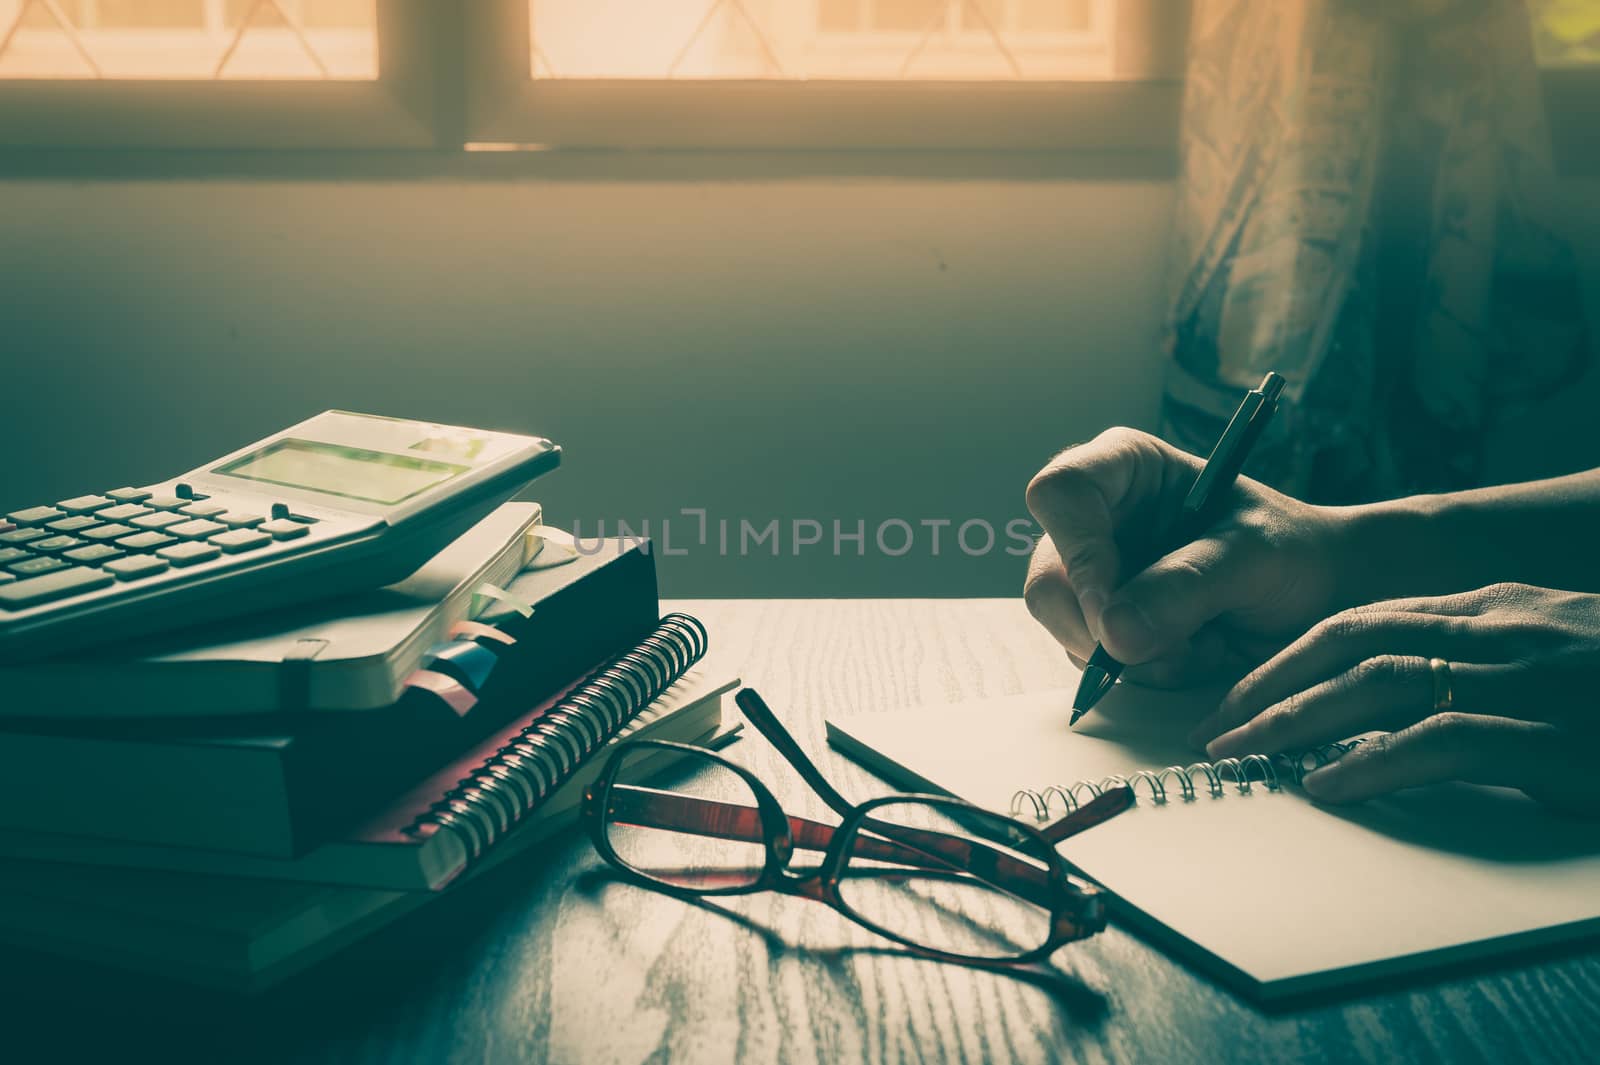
[583,686,1133,967]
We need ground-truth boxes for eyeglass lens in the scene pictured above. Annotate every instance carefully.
[603,745,769,892]
[837,799,1055,960]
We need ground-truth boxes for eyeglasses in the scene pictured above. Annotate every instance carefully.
[582,687,1133,966]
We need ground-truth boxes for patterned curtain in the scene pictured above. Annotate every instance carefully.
[1162,0,1590,503]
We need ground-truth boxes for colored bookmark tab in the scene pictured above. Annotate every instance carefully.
[449,619,517,646]
[421,639,500,692]
[472,581,536,619]
[403,669,478,718]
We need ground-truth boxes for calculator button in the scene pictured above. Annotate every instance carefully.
[64,543,123,565]
[103,555,169,581]
[116,531,177,552]
[105,487,152,504]
[98,503,154,523]
[210,528,272,554]
[0,522,11,535]
[0,528,48,545]
[46,515,101,534]
[30,535,85,554]
[56,495,113,515]
[0,565,114,608]
[130,512,186,531]
[145,495,188,511]
[260,519,310,541]
[179,501,227,518]
[0,573,12,585]
[158,541,221,567]
[0,548,28,566]
[7,506,65,526]
[218,512,264,528]
[80,523,135,542]
[167,519,227,541]
[7,556,70,577]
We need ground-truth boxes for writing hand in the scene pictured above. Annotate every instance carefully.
[1195,583,1600,814]
[1023,428,1351,687]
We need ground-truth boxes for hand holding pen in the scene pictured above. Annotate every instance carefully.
[1023,373,1346,723]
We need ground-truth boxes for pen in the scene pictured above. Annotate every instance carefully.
[1069,371,1285,726]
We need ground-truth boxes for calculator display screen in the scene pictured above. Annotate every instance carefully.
[214,439,470,505]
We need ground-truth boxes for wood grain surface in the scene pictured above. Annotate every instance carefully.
[7,599,1599,1065]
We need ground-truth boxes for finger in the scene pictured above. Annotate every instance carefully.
[1196,609,1503,743]
[1121,624,1234,690]
[1204,655,1434,757]
[1094,535,1269,665]
[1300,714,1557,804]
[1346,583,1527,619]
[1023,535,1094,658]
[1026,429,1187,633]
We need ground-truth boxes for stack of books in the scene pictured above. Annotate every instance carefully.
[0,502,737,991]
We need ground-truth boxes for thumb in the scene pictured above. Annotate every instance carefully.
[1097,537,1260,664]
[1026,429,1169,631]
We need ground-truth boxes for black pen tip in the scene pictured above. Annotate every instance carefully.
[1071,663,1117,726]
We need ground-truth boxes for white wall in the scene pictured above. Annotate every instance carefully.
[3,172,1596,595]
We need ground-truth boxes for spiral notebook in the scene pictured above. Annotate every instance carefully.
[828,687,1600,1001]
[0,674,740,992]
[0,616,717,930]
[0,655,735,891]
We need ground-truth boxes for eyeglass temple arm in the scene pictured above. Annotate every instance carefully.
[604,785,943,869]
[1039,785,1137,843]
[604,785,1127,908]
[734,688,858,819]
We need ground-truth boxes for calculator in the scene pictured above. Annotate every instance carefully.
[0,411,560,663]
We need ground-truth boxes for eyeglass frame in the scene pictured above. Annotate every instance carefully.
[582,686,1133,968]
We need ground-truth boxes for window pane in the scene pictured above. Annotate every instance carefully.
[0,0,377,79]
[873,0,942,33]
[530,0,1118,80]
[87,1,204,28]
[1529,0,1600,67]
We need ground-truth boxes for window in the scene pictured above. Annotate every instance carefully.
[530,0,1118,80]
[0,1,1180,152]
[2,1,1589,166]
[466,0,1184,151]
[0,1,377,78]
[0,0,434,149]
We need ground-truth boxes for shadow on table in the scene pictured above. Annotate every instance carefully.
[566,866,1113,1026]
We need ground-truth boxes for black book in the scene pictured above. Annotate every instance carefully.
[0,538,658,857]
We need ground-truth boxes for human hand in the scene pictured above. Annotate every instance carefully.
[1195,583,1600,815]
[1023,428,1352,687]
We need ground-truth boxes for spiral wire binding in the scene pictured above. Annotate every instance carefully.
[406,613,709,866]
[1009,739,1362,822]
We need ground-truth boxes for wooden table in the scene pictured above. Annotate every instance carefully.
[10,600,1599,1064]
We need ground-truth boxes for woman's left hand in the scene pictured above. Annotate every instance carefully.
[1190,583,1600,815]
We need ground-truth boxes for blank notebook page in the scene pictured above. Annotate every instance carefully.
[828,688,1600,999]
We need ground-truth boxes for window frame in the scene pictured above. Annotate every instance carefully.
[463,0,1185,152]
[0,0,443,149]
[0,1,1591,178]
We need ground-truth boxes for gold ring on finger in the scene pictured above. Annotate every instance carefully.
[1429,657,1453,713]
